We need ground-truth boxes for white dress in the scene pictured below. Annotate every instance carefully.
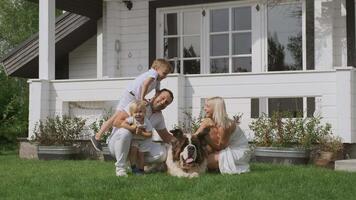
[218,126,251,174]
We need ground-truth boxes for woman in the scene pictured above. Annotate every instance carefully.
[194,97,251,174]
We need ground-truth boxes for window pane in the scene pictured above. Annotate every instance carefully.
[251,98,259,118]
[210,34,228,56]
[232,33,251,55]
[307,97,315,117]
[210,58,228,73]
[232,7,251,31]
[183,12,200,35]
[210,8,229,32]
[164,13,178,35]
[232,57,251,72]
[183,36,200,58]
[268,3,303,71]
[164,38,179,59]
[184,59,200,74]
[169,60,181,73]
[268,98,303,117]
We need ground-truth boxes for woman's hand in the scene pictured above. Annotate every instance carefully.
[200,118,215,128]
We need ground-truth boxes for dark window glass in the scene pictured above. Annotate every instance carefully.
[268,3,303,71]
[251,98,259,118]
[164,13,178,35]
[232,57,251,72]
[184,60,200,74]
[210,9,229,32]
[268,98,303,117]
[210,58,228,73]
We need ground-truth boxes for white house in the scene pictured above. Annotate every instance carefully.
[1,0,356,152]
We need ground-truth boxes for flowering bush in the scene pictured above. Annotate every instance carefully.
[33,115,86,146]
[249,112,332,149]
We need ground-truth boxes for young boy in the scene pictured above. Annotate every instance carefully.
[90,59,172,151]
[121,100,153,175]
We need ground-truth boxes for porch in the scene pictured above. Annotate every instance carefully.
[28,68,356,143]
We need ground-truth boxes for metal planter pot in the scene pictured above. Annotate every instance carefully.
[38,145,79,160]
[254,147,309,165]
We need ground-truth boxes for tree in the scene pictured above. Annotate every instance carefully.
[0,0,39,55]
[0,0,38,149]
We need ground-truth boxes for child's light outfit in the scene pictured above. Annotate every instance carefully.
[116,69,160,111]
[126,116,153,152]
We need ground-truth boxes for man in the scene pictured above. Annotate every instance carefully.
[107,88,175,177]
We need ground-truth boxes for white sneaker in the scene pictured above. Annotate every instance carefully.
[115,168,128,177]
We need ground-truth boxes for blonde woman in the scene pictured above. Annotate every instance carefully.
[194,97,251,174]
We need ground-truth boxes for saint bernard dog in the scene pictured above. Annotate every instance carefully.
[166,128,209,178]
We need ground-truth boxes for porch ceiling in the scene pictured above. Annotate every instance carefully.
[27,0,103,20]
[0,12,97,78]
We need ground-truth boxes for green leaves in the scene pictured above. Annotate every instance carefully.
[249,112,333,149]
[33,115,86,146]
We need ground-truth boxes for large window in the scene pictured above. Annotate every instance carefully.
[210,7,252,73]
[267,2,303,71]
[158,1,309,74]
[163,11,201,74]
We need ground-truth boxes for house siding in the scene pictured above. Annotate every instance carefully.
[68,36,97,79]
[118,0,150,77]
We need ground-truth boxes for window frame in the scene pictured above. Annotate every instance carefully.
[156,0,307,74]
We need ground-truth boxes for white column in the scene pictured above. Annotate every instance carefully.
[161,74,185,130]
[39,0,55,80]
[97,19,104,79]
[335,67,353,143]
[101,0,121,78]
[28,80,50,140]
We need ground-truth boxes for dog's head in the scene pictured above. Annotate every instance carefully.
[170,129,207,169]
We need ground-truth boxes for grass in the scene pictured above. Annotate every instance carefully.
[1,153,356,200]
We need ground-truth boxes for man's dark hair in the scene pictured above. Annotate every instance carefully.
[159,88,174,101]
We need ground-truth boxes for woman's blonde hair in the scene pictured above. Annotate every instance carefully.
[206,96,232,129]
[129,100,147,116]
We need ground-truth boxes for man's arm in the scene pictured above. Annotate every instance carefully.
[113,111,136,133]
[156,128,174,144]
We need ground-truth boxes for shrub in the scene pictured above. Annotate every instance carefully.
[89,109,113,142]
[33,115,86,146]
[249,112,332,149]
[173,111,203,133]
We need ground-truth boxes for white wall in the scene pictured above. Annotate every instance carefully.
[29,69,355,142]
[68,0,150,79]
[68,36,97,79]
[118,0,149,77]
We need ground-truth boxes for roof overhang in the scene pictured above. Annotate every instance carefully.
[1,12,98,78]
[28,0,103,20]
[0,0,102,78]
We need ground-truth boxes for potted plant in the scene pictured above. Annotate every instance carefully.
[314,134,343,168]
[249,112,331,165]
[33,115,86,160]
[89,109,113,160]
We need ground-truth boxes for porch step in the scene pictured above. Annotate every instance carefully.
[335,159,356,172]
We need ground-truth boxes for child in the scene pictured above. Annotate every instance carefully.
[121,100,153,175]
[90,59,172,151]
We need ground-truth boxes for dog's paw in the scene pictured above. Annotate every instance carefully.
[189,172,199,178]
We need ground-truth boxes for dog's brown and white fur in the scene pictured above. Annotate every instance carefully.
[166,129,208,178]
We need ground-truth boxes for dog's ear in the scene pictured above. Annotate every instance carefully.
[170,128,184,139]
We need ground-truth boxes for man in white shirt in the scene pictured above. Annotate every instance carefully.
[108,89,175,177]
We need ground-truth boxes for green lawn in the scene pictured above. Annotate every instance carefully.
[1,153,356,200]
